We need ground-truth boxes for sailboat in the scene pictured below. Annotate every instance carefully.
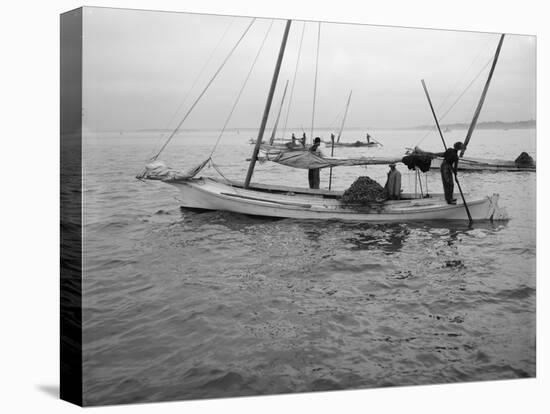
[321,92,382,148]
[249,80,318,151]
[331,140,381,148]
[140,19,508,223]
[325,134,382,148]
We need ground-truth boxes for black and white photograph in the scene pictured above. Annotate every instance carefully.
[59,4,537,408]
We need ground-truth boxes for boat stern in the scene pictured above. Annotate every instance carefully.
[487,193,509,221]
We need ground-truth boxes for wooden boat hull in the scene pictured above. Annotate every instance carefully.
[323,141,379,148]
[165,177,507,222]
[259,143,310,151]
[251,139,312,148]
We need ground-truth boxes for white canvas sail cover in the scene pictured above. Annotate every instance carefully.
[139,159,210,181]
[264,149,402,170]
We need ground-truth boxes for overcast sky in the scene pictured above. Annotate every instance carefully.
[82,7,536,132]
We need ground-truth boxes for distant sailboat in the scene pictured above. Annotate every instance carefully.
[326,135,382,148]
[323,92,382,148]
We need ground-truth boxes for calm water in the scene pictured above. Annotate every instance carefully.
[81,128,536,405]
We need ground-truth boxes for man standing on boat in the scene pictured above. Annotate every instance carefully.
[308,137,323,189]
[438,141,464,204]
[384,163,401,200]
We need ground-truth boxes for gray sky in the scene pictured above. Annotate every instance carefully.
[82,7,536,132]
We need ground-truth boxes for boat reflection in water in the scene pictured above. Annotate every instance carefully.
[343,223,410,254]
[177,207,507,258]
[343,221,506,255]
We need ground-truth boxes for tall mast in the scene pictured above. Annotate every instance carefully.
[269,80,289,145]
[460,34,505,157]
[310,22,321,143]
[244,20,292,188]
[336,90,352,143]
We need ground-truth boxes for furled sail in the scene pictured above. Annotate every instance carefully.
[138,159,210,181]
[263,149,401,170]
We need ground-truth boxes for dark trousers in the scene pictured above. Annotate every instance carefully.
[308,168,320,189]
[440,162,454,203]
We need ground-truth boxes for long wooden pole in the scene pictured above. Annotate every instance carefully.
[337,90,352,143]
[461,34,505,157]
[421,79,473,225]
[328,90,352,190]
[421,80,447,150]
[269,80,289,145]
[244,20,292,188]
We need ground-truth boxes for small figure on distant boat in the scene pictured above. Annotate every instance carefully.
[366,133,371,144]
[301,133,306,147]
[308,137,323,189]
[291,133,297,145]
[384,163,402,200]
[438,141,464,204]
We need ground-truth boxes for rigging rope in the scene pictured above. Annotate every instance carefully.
[269,79,289,145]
[326,106,346,134]
[414,55,493,147]
[431,37,494,120]
[147,19,235,160]
[281,21,306,140]
[209,20,275,157]
[210,159,234,184]
[149,18,256,161]
[310,22,321,143]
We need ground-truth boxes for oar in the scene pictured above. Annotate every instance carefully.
[421,79,473,226]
